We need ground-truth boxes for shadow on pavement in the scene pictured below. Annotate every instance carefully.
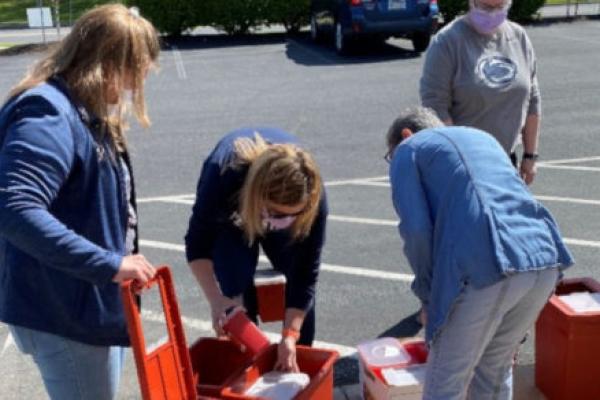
[160,31,422,66]
[0,42,56,56]
[377,310,423,339]
[161,32,288,52]
[285,33,421,67]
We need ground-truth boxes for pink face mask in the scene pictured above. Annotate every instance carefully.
[261,208,297,231]
[468,6,508,35]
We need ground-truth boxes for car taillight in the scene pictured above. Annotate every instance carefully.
[348,0,362,5]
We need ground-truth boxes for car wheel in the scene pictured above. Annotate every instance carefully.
[335,21,351,55]
[412,32,431,53]
[310,15,322,43]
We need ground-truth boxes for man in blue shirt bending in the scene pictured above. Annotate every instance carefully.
[386,107,573,400]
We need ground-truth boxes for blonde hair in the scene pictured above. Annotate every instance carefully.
[233,133,323,244]
[8,4,160,152]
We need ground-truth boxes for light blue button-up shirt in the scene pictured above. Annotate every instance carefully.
[390,126,574,342]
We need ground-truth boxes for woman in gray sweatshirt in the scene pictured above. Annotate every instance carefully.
[420,0,540,185]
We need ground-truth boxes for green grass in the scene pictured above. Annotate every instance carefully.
[0,41,16,49]
[0,0,124,26]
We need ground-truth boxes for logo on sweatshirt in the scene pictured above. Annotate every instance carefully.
[476,55,517,89]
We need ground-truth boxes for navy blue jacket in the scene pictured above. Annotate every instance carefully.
[0,79,133,346]
[185,128,327,310]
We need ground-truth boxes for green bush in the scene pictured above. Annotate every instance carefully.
[202,0,268,35]
[509,0,545,21]
[127,0,198,36]
[437,0,468,23]
[437,0,544,24]
[265,0,310,33]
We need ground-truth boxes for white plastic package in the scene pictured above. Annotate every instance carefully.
[558,292,600,313]
[244,371,310,399]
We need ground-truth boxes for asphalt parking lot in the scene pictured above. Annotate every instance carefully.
[1,19,599,399]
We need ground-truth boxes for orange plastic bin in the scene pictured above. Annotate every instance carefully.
[190,338,255,397]
[535,278,600,400]
[121,266,253,400]
[221,344,339,400]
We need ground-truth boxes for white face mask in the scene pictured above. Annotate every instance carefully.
[107,90,134,117]
[261,208,297,231]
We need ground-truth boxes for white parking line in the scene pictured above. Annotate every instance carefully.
[329,215,397,226]
[324,176,389,187]
[535,195,600,206]
[141,309,357,357]
[537,164,600,172]
[171,46,188,80]
[139,239,414,283]
[563,238,600,249]
[541,156,600,165]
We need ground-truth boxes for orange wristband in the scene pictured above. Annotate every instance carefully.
[282,328,301,342]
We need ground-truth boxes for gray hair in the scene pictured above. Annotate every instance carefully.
[386,107,444,152]
[469,0,513,9]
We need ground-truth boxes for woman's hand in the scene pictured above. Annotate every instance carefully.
[209,295,243,337]
[275,336,300,373]
[112,254,156,286]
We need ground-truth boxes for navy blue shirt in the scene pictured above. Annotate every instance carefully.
[0,79,133,346]
[185,128,327,310]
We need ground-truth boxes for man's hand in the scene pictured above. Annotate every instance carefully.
[520,159,537,185]
[112,254,156,286]
[275,336,300,373]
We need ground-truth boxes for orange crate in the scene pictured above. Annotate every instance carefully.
[121,267,253,400]
[121,266,196,400]
[190,337,255,397]
[535,278,600,400]
[221,344,338,399]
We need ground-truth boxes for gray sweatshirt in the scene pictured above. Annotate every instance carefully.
[420,17,540,153]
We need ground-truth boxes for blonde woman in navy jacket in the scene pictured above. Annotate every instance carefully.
[0,6,159,400]
[186,128,327,373]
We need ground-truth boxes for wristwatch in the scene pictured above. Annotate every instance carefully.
[522,152,539,161]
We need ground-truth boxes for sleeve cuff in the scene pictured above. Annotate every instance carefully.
[95,252,122,287]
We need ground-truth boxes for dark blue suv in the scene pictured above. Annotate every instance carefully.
[310,0,439,54]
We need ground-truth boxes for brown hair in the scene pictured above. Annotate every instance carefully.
[233,133,323,244]
[8,4,160,152]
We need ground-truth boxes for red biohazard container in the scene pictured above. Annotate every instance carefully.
[535,278,600,400]
[222,307,271,357]
[121,266,254,400]
[254,269,286,323]
[221,344,339,400]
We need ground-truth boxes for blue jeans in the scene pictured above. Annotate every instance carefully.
[423,268,559,400]
[8,325,125,400]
